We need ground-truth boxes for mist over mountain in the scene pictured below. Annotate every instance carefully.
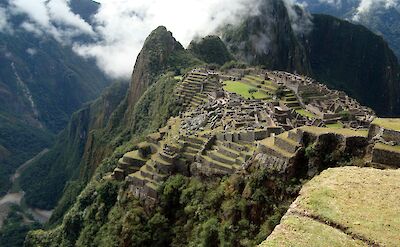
[300,0,400,58]
[0,0,109,199]
[1,0,400,246]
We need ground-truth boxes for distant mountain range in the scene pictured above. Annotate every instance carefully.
[0,0,398,246]
[0,0,109,196]
[301,0,400,58]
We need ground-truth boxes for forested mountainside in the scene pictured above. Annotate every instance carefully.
[305,14,400,117]
[221,0,400,116]
[188,35,234,66]
[301,0,400,59]
[0,0,109,197]
[21,27,201,223]
[15,0,400,246]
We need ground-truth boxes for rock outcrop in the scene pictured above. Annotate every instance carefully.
[221,0,400,116]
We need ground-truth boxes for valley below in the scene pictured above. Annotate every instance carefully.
[0,149,52,229]
[2,0,400,246]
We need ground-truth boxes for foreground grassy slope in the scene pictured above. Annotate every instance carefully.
[262,167,400,247]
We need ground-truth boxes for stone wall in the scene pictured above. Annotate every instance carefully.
[382,129,400,144]
[372,148,400,167]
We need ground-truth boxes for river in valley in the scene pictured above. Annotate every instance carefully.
[0,149,53,228]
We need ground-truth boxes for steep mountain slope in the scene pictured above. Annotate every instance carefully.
[124,26,199,123]
[221,0,400,116]
[188,35,234,65]
[301,0,400,59]
[20,26,201,223]
[305,14,400,115]
[20,82,128,210]
[17,0,400,246]
[0,0,109,196]
[221,0,311,74]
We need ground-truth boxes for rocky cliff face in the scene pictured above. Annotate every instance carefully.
[221,0,311,74]
[21,26,201,224]
[305,14,400,116]
[125,26,185,123]
[188,35,234,65]
[222,0,400,116]
[20,82,128,211]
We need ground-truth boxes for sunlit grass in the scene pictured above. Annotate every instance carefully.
[223,80,268,99]
[296,109,316,119]
[372,118,400,131]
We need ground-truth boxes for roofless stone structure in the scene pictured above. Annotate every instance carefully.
[110,68,400,202]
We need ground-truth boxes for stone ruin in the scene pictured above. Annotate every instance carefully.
[109,67,400,203]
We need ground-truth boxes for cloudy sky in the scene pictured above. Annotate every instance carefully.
[0,0,398,79]
[75,0,262,78]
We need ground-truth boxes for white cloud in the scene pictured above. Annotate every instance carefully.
[5,0,312,79]
[9,0,94,42]
[47,0,94,34]
[284,0,313,34]
[73,0,265,78]
[26,48,37,56]
[0,7,10,32]
[353,0,399,20]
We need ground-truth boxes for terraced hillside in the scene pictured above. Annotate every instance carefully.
[110,67,396,203]
[261,167,400,247]
[25,64,400,247]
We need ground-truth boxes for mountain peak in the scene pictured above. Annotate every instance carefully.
[188,35,234,65]
[125,26,185,120]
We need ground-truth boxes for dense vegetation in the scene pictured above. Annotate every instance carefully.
[24,122,368,246]
[0,205,41,247]
[0,20,109,195]
[221,0,400,116]
[0,115,53,196]
[25,164,301,247]
[17,1,400,245]
[188,35,234,65]
[306,14,400,116]
[221,0,311,74]
[301,0,400,59]
[20,82,128,211]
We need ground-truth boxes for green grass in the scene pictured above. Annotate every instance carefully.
[262,215,365,247]
[243,76,278,91]
[374,142,400,153]
[174,76,183,81]
[223,80,268,99]
[297,167,400,246]
[326,122,344,129]
[300,126,368,137]
[372,118,400,131]
[295,109,317,119]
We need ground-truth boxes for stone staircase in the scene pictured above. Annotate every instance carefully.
[180,135,207,162]
[282,90,301,109]
[199,140,253,175]
[258,129,303,171]
[176,71,219,108]
[127,145,179,200]
[112,142,155,181]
